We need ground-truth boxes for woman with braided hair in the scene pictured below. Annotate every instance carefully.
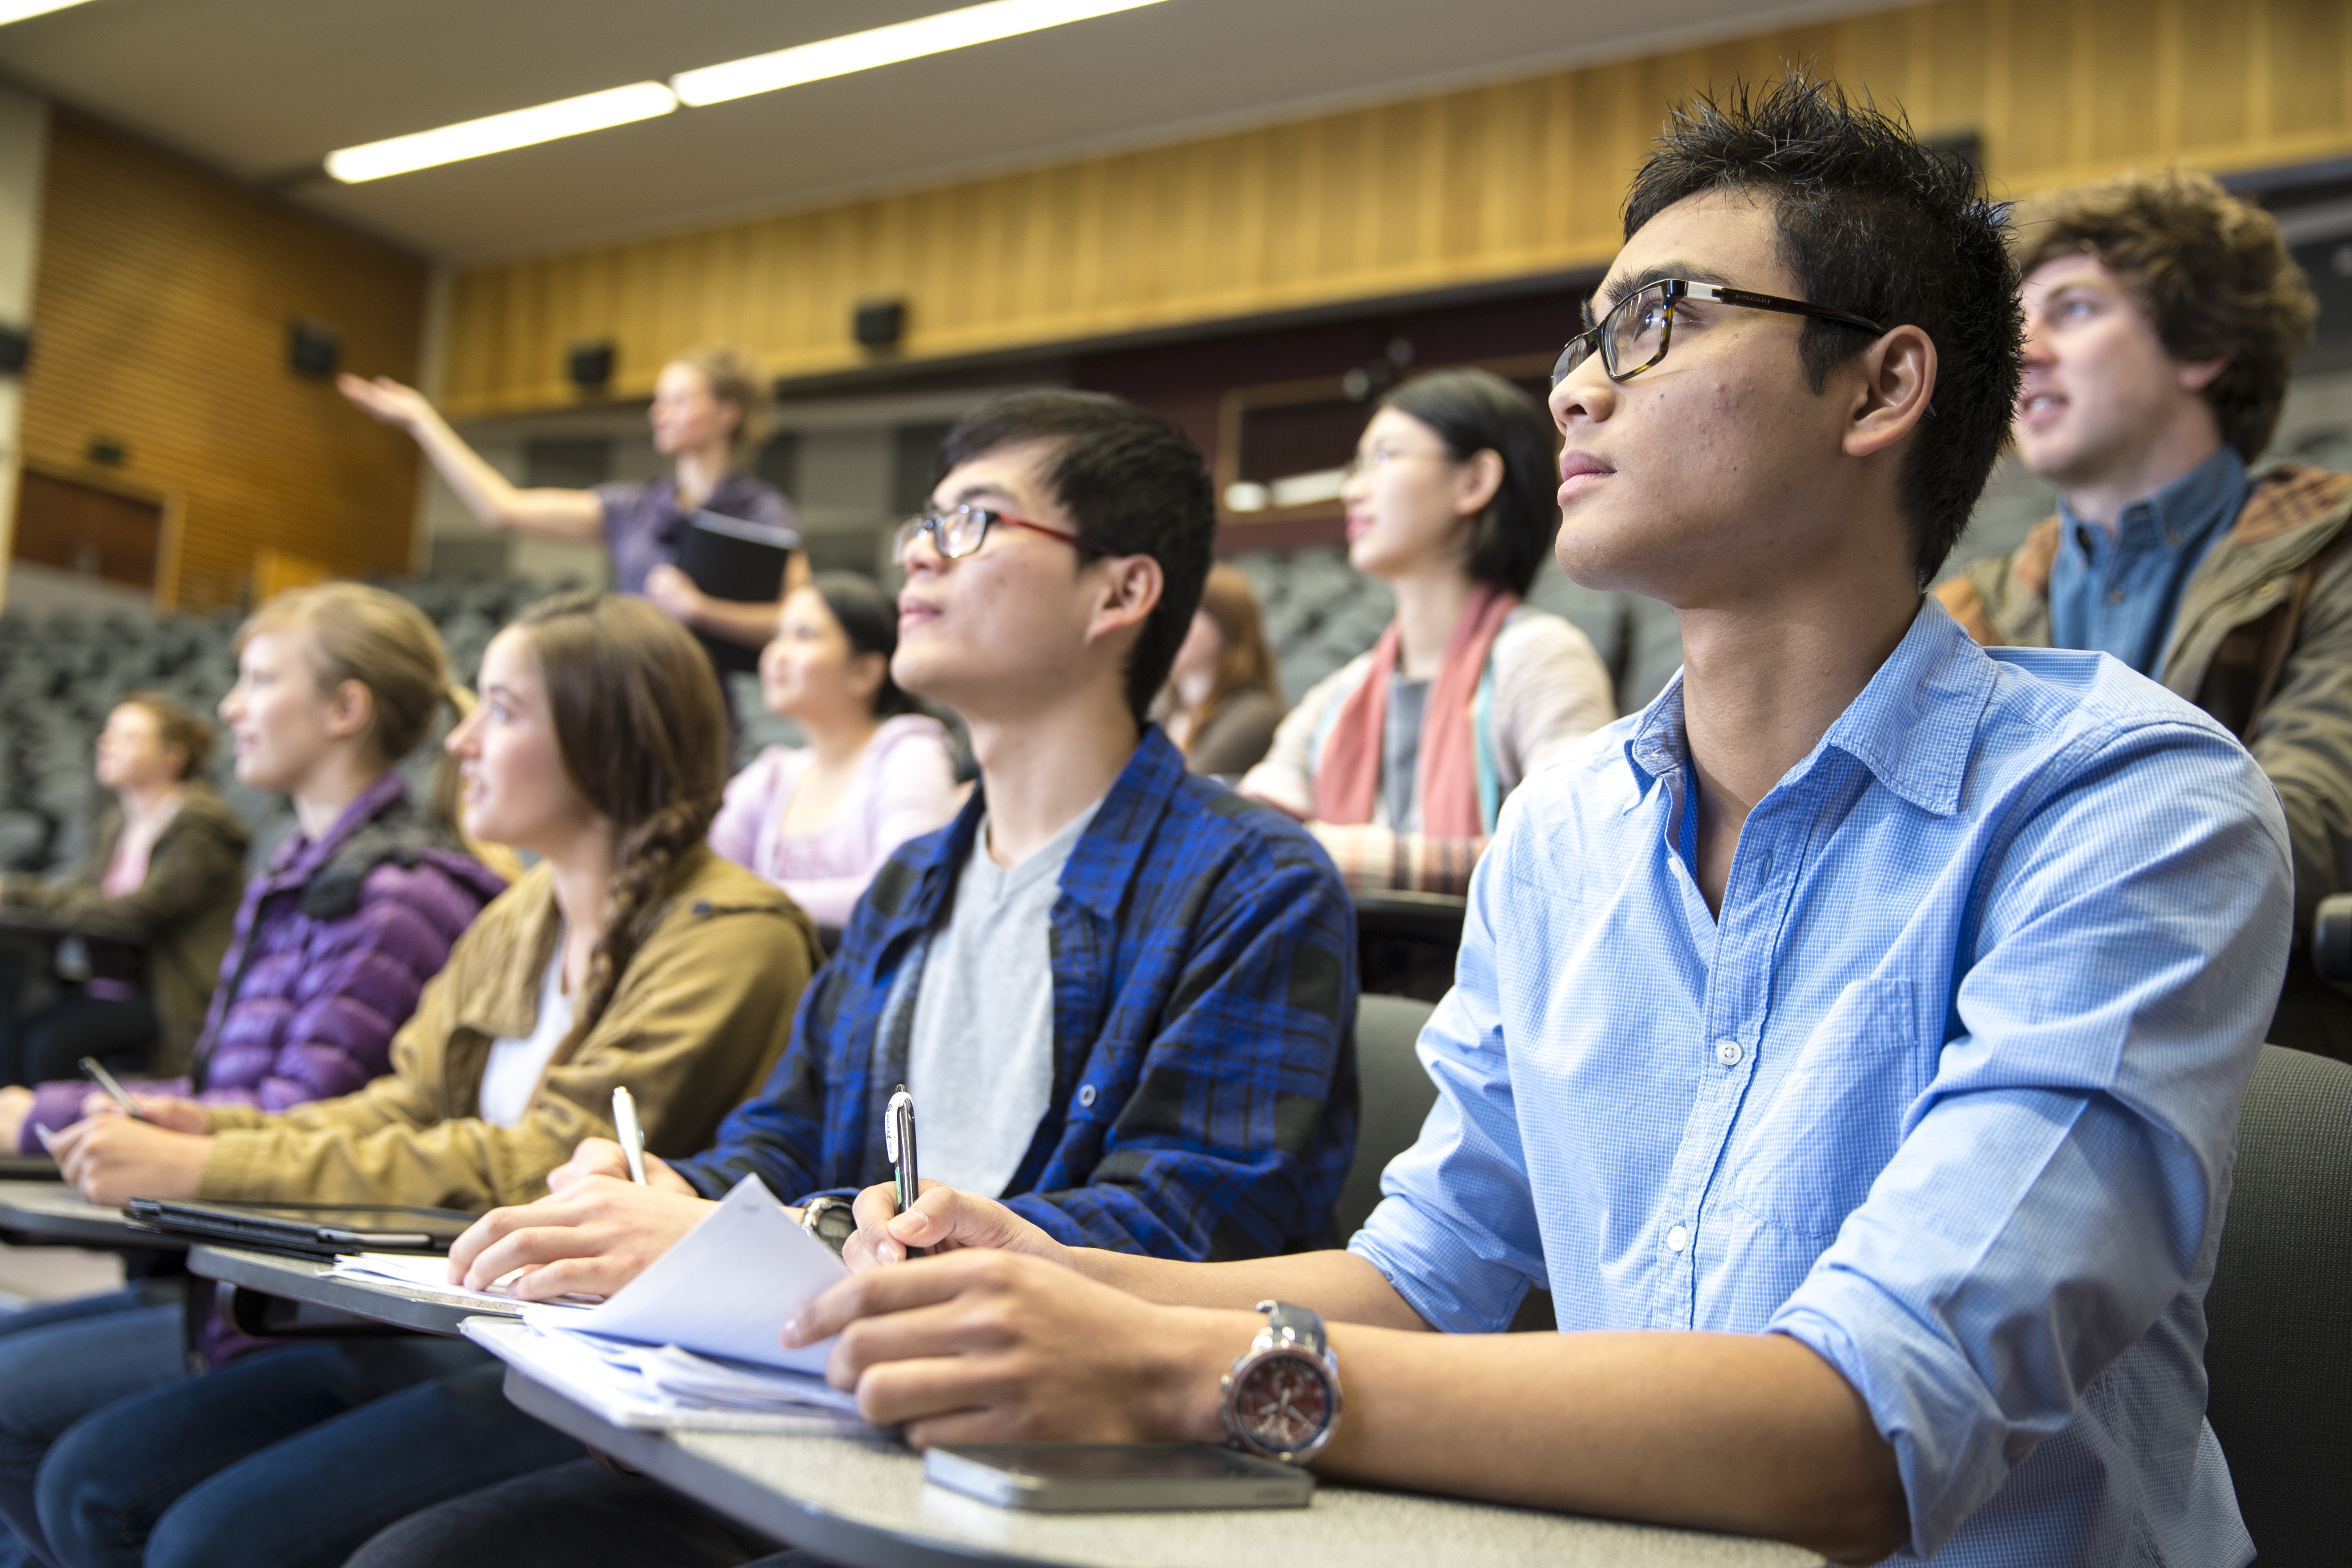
[27,593,824,1568]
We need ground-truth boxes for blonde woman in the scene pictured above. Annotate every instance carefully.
[340,346,809,653]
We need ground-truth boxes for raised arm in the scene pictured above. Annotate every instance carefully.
[339,374,603,543]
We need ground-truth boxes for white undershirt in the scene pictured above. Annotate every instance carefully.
[478,944,573,1127]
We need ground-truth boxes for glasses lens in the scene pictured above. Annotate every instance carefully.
[940,507,988,558]
[1609,285,1671,377]
[1552,337,1594,388]
[892,517,926,562]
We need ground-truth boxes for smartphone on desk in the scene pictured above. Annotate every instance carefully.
[924,1442,1313,1512]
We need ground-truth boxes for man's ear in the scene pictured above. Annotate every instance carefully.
[1841,324,1937,462]
[2178,352,2232,395]
[1084,554,1165,648]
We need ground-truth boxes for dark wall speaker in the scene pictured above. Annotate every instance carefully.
[854,299,906,350]
[0,323,29,376]
[568,341,616,389]
[287,320,341,380]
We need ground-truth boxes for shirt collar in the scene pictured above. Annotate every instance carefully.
[2058,445,2248,555]
[881,726,1185,929]
[1624,600,1995,819]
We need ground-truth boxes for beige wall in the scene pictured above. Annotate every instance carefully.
[438,0,2352,420]
[0,83,48,613]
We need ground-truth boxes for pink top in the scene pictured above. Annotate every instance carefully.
[708,714,962,928]
[99,793,183,900]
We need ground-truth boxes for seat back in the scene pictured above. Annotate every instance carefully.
[1332,994,1439,1242]
[2203,1043,2352,1566]
[1355,890,1466,1003]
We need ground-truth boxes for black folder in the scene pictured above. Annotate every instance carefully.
[675,510,800,677]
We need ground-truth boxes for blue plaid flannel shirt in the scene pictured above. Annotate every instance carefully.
[673,728,1360,1259]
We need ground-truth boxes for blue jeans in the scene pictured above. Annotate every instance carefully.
[0,1285,187,1568]
[36,1341,585,1568]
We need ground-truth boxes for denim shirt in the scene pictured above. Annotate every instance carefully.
[673,728,1360,1259]
[2048,445,2249,676]
[1352,603,2290,1563]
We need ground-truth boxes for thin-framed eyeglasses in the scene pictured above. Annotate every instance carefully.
[892,505,1107,566]
[1552,279,1885,388]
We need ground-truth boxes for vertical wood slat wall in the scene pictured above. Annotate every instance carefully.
[440,0,2352,421]
[17,114,427,610]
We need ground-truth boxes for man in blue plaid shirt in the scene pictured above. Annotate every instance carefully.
[447,389,1359,1289]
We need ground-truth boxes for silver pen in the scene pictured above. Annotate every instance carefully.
[884,1084,925,1258]
[612,1085,648,1185]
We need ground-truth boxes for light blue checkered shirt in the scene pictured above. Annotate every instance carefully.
[1352,601,2291,1565]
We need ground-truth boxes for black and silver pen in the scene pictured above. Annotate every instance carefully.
[78,1057,151,1122]
[884,1083,925,1259]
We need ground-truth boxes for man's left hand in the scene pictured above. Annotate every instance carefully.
[50,1115,212,1205]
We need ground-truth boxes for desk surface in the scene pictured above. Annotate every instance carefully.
[500,1362,1818,1568]
[187,1244,507,1336]
[0,1180,180,1249]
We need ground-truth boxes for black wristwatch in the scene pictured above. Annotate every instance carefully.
[1220,1301,1341,1463]
[799,1194,857,1257]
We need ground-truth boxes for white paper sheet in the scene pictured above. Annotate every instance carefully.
[328,1252,598,1313]
[520,1173,848,1374]
[463,1317,865,1434]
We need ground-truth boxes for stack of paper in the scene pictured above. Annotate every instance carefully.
[328,1252,601,1315]
[463,1174,867,1433]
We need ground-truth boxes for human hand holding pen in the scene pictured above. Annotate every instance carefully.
[842,1179,1073,1271]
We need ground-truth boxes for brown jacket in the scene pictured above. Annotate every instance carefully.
[1939,464,2352,1059]
[198,846,820,1209]
[2,787,249,1073]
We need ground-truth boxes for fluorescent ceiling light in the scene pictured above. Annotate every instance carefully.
[0,0,100,26]
[325,81,677,183]
[671,0,1176,108]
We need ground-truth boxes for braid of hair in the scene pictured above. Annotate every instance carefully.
[565,792,719,1048]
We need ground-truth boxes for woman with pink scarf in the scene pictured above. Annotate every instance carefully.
[1242,369,1614,893]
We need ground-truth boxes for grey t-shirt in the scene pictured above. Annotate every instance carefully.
[1382,675,1431,833]
[902,799,1102,1197]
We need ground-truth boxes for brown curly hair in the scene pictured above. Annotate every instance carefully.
[510,592,729,1045]
[2014,169,2318,462]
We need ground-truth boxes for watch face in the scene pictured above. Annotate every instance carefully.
[1237,1353,1331,1454]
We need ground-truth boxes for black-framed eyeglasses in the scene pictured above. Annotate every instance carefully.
[1552,279,1885,387]
[892,506,1107,565]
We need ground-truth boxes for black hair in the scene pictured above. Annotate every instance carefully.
[1380,369,1562,596]
[934,390,1215,724]
[807,570,919,720]
[1622,74,2023,586]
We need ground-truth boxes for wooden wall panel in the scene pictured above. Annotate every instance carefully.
[439,0,2352,420]
[15,114,427,611]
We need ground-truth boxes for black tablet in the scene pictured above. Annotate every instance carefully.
[121,1199,477,1255]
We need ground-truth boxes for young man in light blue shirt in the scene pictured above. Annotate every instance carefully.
[793,78,2292,1567]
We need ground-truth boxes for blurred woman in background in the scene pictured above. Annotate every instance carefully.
[709,572,960,929]
[1158,562,1284,777]
[0,693,247,1087]
[338,345,808,653]
[1241,368,1614,893]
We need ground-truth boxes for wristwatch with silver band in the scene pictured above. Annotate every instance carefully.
[799,1194,857,1257]
[1221,1300,1341,1463]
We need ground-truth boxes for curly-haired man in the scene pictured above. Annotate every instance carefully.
[1937,169,2350,1058]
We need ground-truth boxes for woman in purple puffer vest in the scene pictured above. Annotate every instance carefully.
[0,582,506,1565]
[0,583,505,1156]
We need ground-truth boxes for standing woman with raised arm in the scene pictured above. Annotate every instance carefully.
[1240,368,1616,893]
[26,592,822,1568]
[338,345,809,653]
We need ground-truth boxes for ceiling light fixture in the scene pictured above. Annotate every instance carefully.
[670,0,1176,108]
[0,0,100,26]
[324,81,678,184]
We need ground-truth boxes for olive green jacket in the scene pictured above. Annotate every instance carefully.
[1939,464,2352,1059]
[198,846,822,1209]
[2,786,250,1073]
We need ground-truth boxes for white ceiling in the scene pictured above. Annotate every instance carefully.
[0,0,1895,263]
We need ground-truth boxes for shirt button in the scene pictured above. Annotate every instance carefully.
[2108,590,2126,604]
[1077,1084,1097,1108]
[1666,1224,1690,1253]
[1715,1039,1743,1067]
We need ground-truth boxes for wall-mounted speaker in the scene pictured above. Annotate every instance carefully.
[568,341,615,390]
[854,299,906,351]
[0,323,30,376]
[287,320,341,380]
